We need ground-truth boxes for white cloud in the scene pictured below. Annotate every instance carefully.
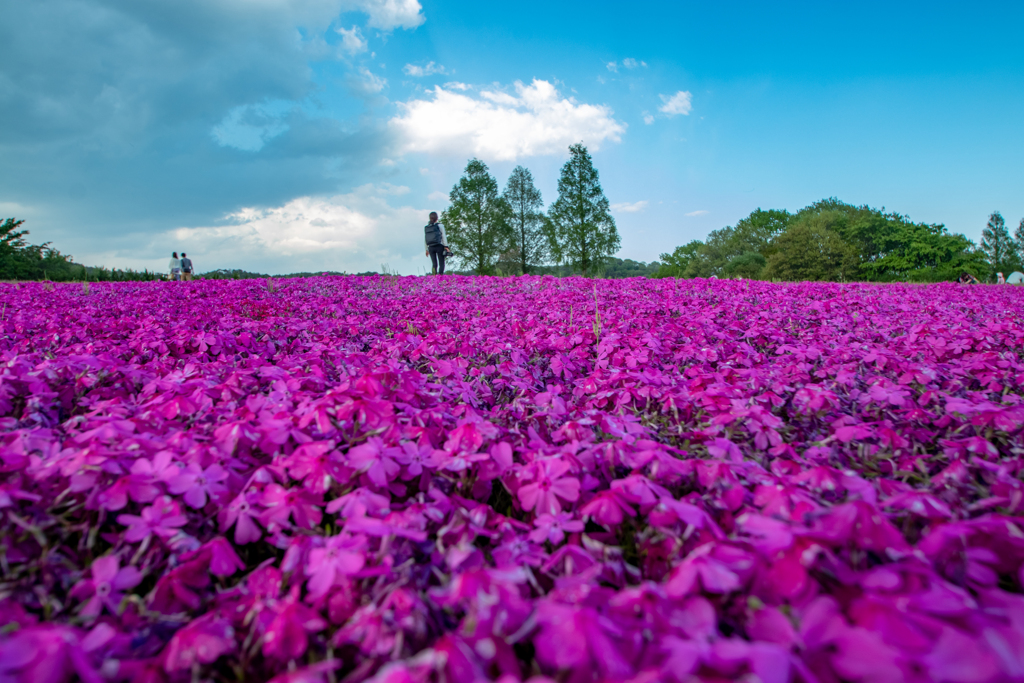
[685,210,709,217]
[336,25,367,54]
[643,113,654,125]
[390,79,626,161]
[658,91,693,116]
[611,200,648,213]
[403,61,447,77]
[427,190,449,203]
[351,0,425,30]
[443,81,470,90]
[607,58,646,72]
[349,67,387,94]
[164,185,428,274]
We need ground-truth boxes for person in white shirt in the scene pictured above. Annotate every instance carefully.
[169,252,181,281]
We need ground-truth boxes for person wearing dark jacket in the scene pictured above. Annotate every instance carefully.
[424,212,450,275]
[180,253,194,281]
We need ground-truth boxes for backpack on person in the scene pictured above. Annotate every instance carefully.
[425,223,444,247]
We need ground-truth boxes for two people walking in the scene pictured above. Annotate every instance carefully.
[168,252,194,281]
[424,212,451,275]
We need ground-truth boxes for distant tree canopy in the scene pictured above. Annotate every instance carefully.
[656,199,995,282]
[654,240,703,278]
[762,218,858,282]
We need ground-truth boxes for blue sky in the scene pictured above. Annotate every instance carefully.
[2,0,1022,275]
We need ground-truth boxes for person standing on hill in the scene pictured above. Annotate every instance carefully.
[424,211,450,275]
[169,252,181,281]
[181,253,194,281]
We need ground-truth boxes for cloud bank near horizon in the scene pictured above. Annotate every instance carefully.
[154,184,429,275]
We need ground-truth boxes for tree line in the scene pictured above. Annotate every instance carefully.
[442,143,621,276]
[0,219,362,282]
[6,168,1019,283]
[0,218,162,281]
[655,200,1023,283]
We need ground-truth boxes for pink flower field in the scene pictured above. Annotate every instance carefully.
[1,275,1023,683]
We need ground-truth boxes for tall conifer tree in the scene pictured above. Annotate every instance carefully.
[1014,218,1024,270]
[546,143,620,276]
[501,166,547,275]
[442,159,511,275]
[981,211,1017,275]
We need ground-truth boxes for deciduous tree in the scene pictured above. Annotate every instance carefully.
[723,252,767,279]
[654,240,703,278]
[763,218,858,282]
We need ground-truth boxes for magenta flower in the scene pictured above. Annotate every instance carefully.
[161,615,235,672]
[609,474,670,513]
[259,483,323,531]
[345,437,400,487]
[117,495,187,542]
[706,437,744,462]
[69,554,141,618]
[218,490,263,544]
[262,597,327,661]
[98,453,176,511]
[666,543,751,597]
[150,555,211,613]
[285,441,344,494]
[0,624,103,683]
[528,512,584,545]
[96,477,133,511]
[167,462,228,508]
[580,489,635,527]
[533,601,632,678]
[267,661,341,683]
[492,535,548,568]
[129,450,178,484]
[517,458,581,514]
[199,536,246,576]
[305,534,367,598]
[389,440,441,479]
